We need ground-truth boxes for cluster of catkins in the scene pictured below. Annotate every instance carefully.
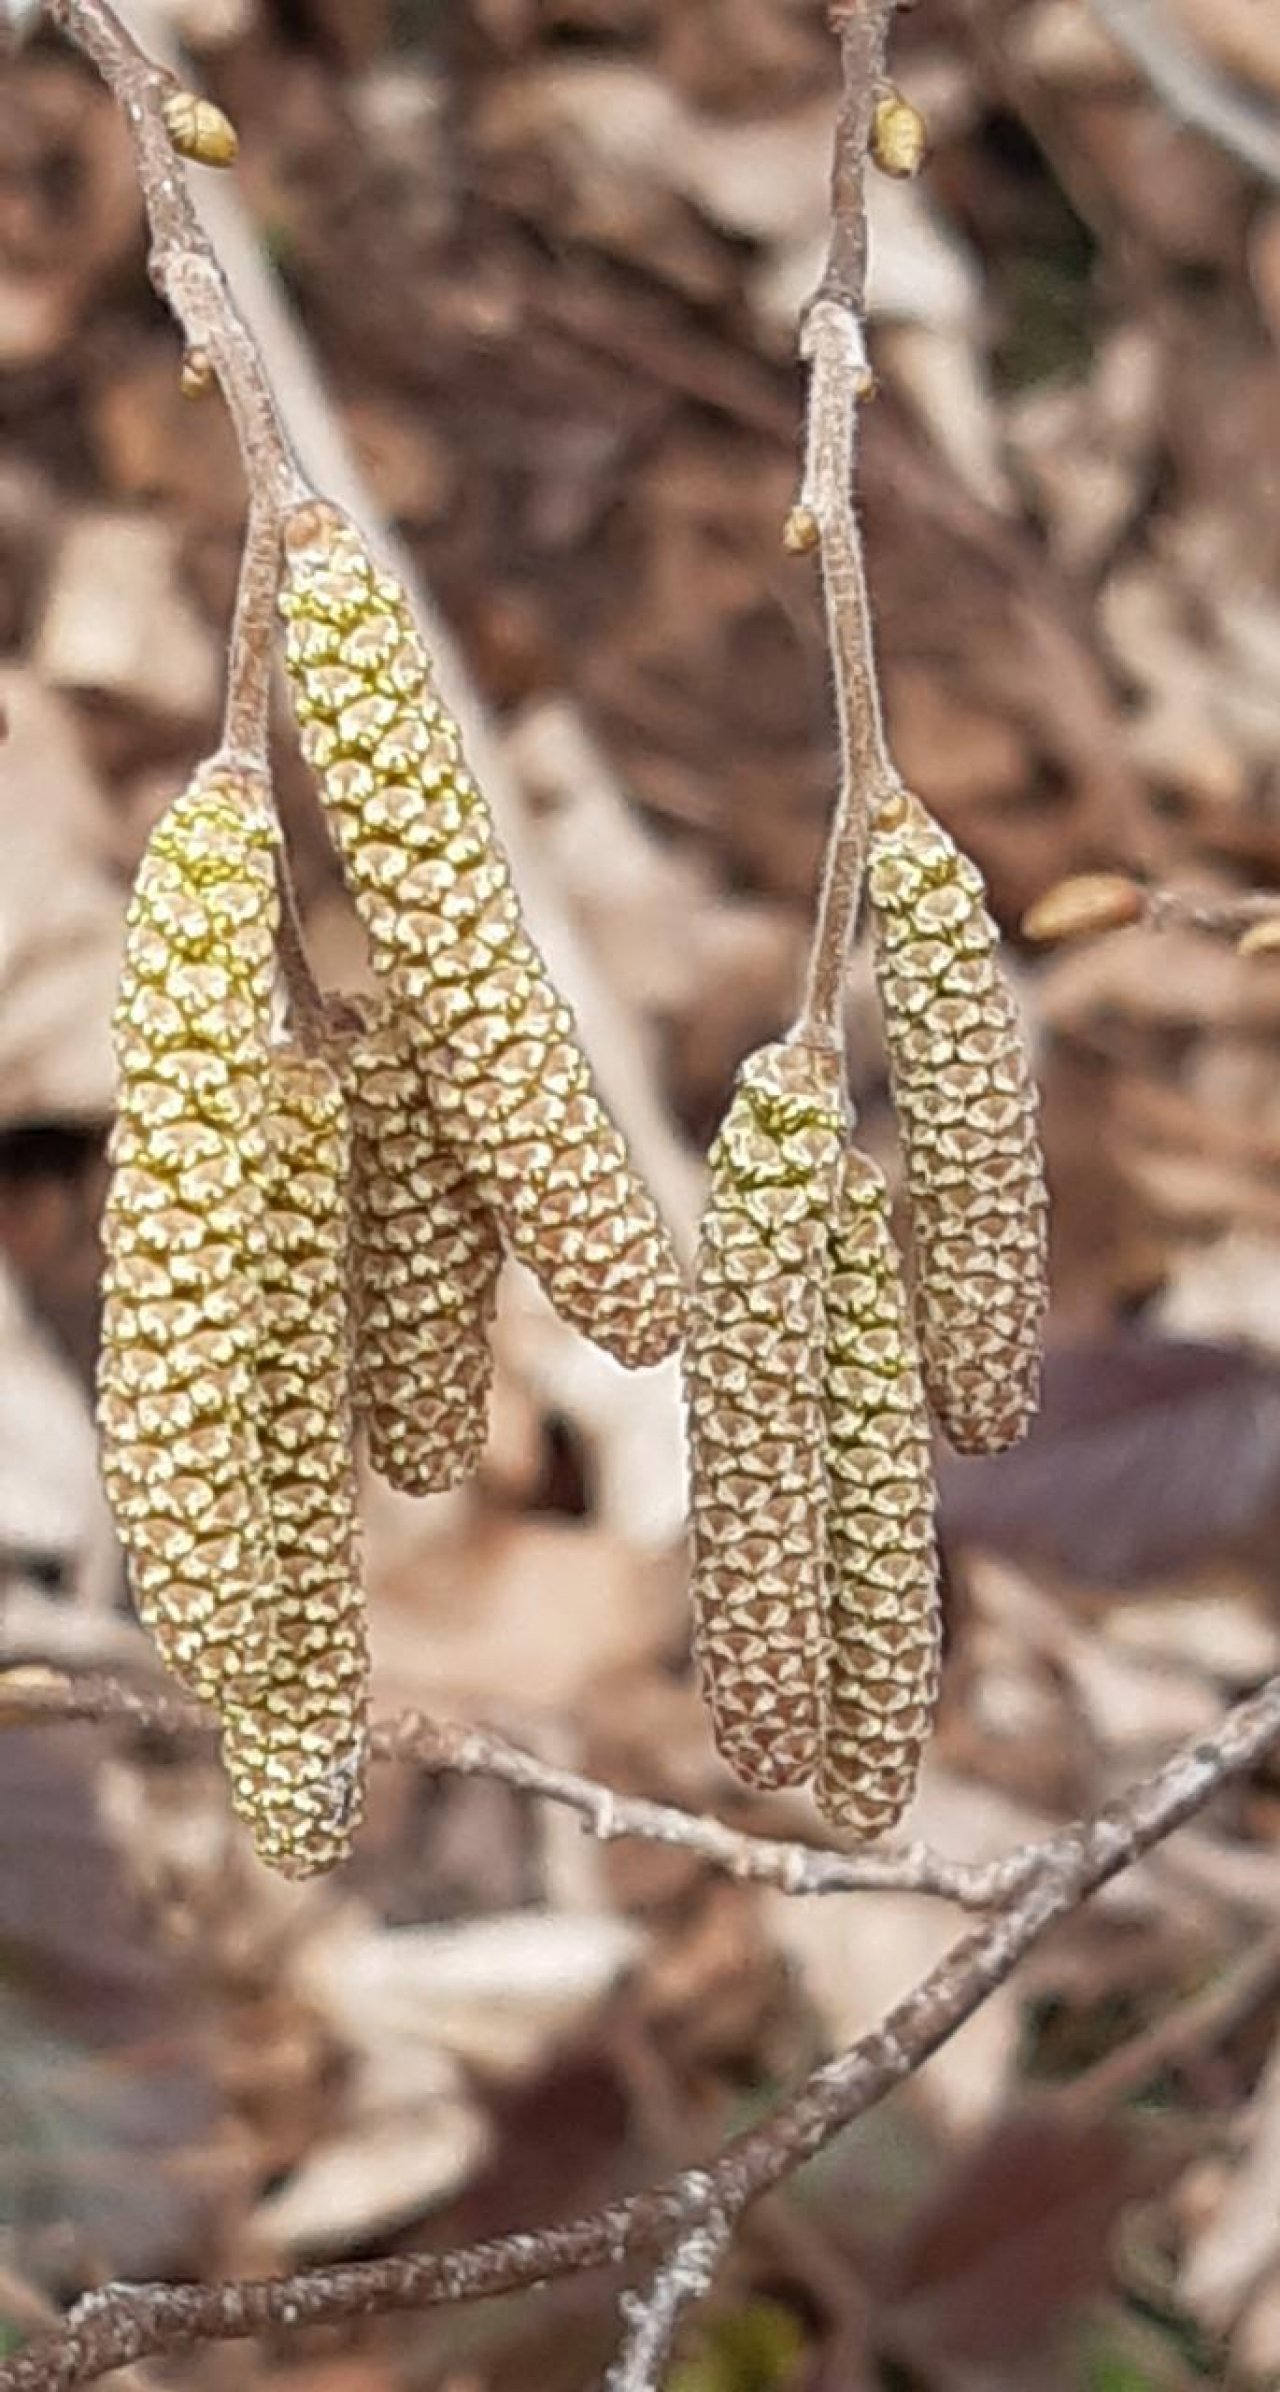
[97,500,684,1879]
[687,787,1048,1836]
[97,496,1045,1877]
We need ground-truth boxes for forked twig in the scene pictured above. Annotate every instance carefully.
[2,1663,1279,2390]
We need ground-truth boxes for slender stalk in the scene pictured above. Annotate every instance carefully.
[794,0,901,1046]
[44,0,305,512]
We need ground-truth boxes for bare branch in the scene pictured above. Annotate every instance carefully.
[1090,0,1280,190]
[794,0,902,1049]
[2,1667,1278,2392]
[0,1666,1037,1907]
[606,2212,733,2392]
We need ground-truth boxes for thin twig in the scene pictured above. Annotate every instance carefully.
[44,0,305,510]
[0,1666,1037,1907]
[606,2213,733,2392]
[794,0,901,1047]
[1090,0,1280,190]
[45,0,319,1016]
[3,1667,1279,2392]
[219,500,279,769]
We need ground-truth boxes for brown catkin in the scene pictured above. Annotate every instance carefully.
[220,1046,368,1879]
[866,791,1048,1455]
[816,1150,940,1837]
[279,501,684,1371]
[96,766,281,1706]
[686,1041,845,1792]
[334,1003,501,1496]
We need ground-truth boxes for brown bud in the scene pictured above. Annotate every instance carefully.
[221,1046,368,1880]
[180,347,215,400]
[333,1003,501,1497]
[871,90,928,178]
[685,1041,845,1791]
[783,505,821,556]
[161,88,239,167]
[867,791,1048,1455]
[1022,872,1145,945]
[1237,918,1280,959]
[280,501,684,1371]
[96,765,281,1705]
[816,1150,940,1838]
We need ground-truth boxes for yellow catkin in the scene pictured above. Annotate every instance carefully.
[685,1041,845,1792]
[220,1046,368,1879]
[333,1003,501,1496]
[816,1150,940,1838]
[96,765,280,1705]
[867,791,1048,1454]
[279,500,684,1371]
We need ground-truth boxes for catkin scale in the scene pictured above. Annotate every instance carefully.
[686,1042,845,1791]
[334,1004,501,1495]
[220,1047,368,1879]
[867,792,1048,1455]
[816,1150,940,1837]
[279,501,684,1371]
[96,767,281,1705]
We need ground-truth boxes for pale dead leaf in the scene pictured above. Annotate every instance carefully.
[36,508,220,728]
[253,2052,489,2256]
[369,1512,686,1720]
[1180,2028,1280,2332]
[298,1908,643,2081]
[0,1254,117,1612]
[0,667,124,1122]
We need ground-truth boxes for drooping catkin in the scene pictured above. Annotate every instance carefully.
[220,1046,368,1879]
[279,500,684,1371]
[866,790,1048,1455]
[333,1003,501,1496]
[816,1149,940,1837]
[96,766,281,1707]
[686,1041,845,1792]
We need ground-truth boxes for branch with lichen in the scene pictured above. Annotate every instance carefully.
[2,1662,1279,2392]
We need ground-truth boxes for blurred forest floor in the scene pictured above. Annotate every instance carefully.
[5,1,1280,2386]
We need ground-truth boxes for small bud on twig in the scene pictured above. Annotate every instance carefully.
[1022,872,1146,945]
[1237,919,1280,960]
[871,89,928,178]
[783,505,821,556]
[180,347,215,400]
[162,88,239,169]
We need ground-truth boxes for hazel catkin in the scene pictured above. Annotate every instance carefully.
[685,1041,845,1792]
[96,765,281,1706]
[334,1003,501,1496]
[866,790,1048,1455]
[816,1149,940,1837]
[220,1045,368,1879]
[279,500,684,1371]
